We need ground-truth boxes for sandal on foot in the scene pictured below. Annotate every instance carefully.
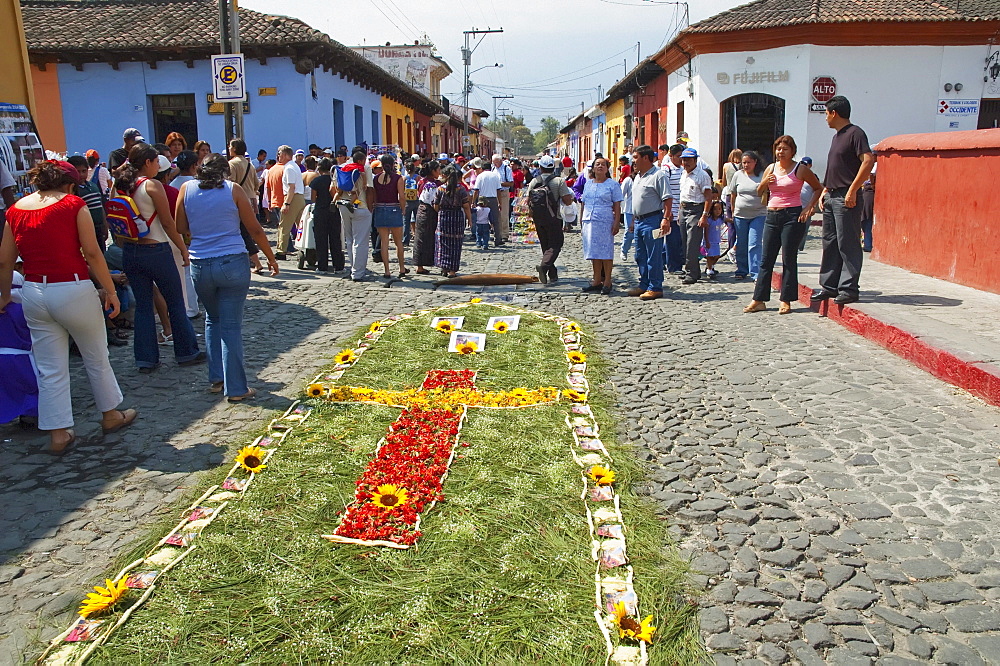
[743,301,767,313]
[778,302,792,315]
[102,408,138,434]
[228,388,257,403]
[157,332,173,345]
[48,430,76,456]
[207,381,225,394]
[415,268,430,275]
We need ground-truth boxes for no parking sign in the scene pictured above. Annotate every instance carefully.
[212,54,246,102]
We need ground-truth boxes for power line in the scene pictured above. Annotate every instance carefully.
[505,46,637,88]
[367,0,413,40]
[480,64,624,91]
[381,0,423,38]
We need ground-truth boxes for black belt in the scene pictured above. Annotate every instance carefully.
[635,210,661,219]
[827,187,850,196]
[681,201,705,207]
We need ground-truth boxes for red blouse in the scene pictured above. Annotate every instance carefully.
[6,195,89,277]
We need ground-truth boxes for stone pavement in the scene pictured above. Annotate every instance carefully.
[2,229,998,665]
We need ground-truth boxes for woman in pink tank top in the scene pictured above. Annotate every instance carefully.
[743,135,823,315]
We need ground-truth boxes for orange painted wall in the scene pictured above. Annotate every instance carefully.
[873,129,1000,294]
[29,65,66,153]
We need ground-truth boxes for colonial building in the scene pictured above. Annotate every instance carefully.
[21,0,445,156]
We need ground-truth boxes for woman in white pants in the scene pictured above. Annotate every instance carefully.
[0,160,137,454]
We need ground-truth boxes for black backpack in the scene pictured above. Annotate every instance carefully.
[528,174,558,223]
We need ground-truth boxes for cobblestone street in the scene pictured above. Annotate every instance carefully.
[2,232,998,665]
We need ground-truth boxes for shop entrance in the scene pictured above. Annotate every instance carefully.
[150,94,198,145]
[721,93,785,166]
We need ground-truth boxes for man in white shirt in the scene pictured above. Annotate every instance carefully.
[662,144,686,274]
[492,154,514,242]
[253,149,268,176]
[276,145,305,260]
[678,148,715,284]
[471,158,504,247]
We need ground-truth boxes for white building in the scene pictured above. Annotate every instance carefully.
[650,0,1000,174]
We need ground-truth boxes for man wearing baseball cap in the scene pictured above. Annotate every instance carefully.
[109,128,145,174]
[678,147,714,285]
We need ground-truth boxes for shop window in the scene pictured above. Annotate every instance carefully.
[332,99,345,149]
[150,94,197,145]
[978,99,1000,129]
[721,93,785,168]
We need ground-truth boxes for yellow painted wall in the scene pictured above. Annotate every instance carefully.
[30,65,66,153]
[380,97,415,153]
[0,0,35,113]
[604,99,626,167]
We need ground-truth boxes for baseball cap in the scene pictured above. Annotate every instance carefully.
[156,155,172,173]
[538,155,555,169]
[456,156,467,164]
[295,149,305,156]
[800,156,813,166]
[123,128,144,141]
[85,149,100,159]
[680,148,698,158]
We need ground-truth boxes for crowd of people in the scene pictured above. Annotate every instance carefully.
[0,94,873,455]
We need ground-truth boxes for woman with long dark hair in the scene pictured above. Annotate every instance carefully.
[744,135,822,315]
[433,165,472,278]
[0,160,136,454]
[729,150,768,280]
[116,143,204,372]
[412,159,442,275]
[372,154,407,278]
[175,155,278,401]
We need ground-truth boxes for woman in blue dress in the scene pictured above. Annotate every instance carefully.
[579,157,623,295]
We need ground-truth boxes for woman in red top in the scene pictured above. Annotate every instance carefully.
[0,161,137,454]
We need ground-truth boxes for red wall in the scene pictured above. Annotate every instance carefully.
[874,129,1000,294]
[634,71,668,148]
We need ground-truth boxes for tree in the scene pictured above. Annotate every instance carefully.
[508,125,534,156]
[533,116,561,154]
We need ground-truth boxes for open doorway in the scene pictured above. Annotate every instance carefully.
[721,93,785,166]
[150,94,198,145]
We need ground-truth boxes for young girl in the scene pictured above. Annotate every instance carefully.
[473,201,492,250]
[703,200,729,278]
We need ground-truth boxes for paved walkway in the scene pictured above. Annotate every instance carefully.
[1,229,998,665]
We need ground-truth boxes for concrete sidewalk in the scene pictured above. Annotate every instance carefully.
[776,240,1000,406]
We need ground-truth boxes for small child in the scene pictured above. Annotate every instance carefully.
[474,202,492,250]
[703,200,729,277]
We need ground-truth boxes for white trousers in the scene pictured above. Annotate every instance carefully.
[341,206,372,280]
[170,242,200,317]
[498,190,511,240]
[21,279,123,430]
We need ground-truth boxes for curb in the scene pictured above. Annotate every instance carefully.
[772,271,1000,407]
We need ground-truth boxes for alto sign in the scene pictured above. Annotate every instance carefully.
[811,76,837,103]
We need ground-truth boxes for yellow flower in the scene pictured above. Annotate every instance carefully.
[567,351,587,364]
[235,445,267,473]
[456,341,478,355]
[566,322,581,332]
[470,297,482,303]
[334,349,357,365]
[306,383,326,398]
[612,601,656,643]
[435,321,455,334]
[368,321,382,334]
[563,389,586,402]
[372,484,409,509]
[79,578,129,617]
[492,321,509,333]
[588,465,616,486]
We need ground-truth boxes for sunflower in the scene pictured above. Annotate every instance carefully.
[368,322,383,334]
[567,351,587,364]
[234,445,267,473]
[334,349,357,365]
[306,383,326,398]
[435,321,455,334]
[588,465,616,486]
[371,484,409,509]
[456,341,478,355]
[79,578,129,617]
[563,388,586,402]
[492,321,509,333]
[612,601,656,643]
[470,297,483,303]
[566,322,581,332]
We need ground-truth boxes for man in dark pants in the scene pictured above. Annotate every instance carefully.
[678,148,714,285]
[662,144,686,274]
[526,156,574,283]
[812,95,874,305]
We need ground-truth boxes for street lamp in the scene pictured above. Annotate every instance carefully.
[463,63,503,150]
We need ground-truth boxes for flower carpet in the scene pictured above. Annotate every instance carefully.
[37,301,700,665]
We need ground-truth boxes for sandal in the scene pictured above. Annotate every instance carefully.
[743,301,767,313]
[207,381,225,394]
[48,429,76,456]
[415,268,430,275]
[398,268,409,278]
[158,332,173,345]
[778,302,792,315]
[102,408,138,434]
[228,388,257,403]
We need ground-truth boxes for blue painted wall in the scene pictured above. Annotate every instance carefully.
[56,57,383,158]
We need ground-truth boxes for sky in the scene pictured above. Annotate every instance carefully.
[240,0,745,131]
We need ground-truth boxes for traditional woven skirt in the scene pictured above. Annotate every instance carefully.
[435,208,465,272]
[413,202,437,266]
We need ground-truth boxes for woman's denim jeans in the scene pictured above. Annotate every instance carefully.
[734,215,766,278]
[191,253,251,397]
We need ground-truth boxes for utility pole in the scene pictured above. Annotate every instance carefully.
[462,27,503,153]
[492,94,513,137]
[219,0,243,145]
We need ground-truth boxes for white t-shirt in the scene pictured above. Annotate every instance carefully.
[473,169,501,198]
[679,167,713,204]
[282,162,304,198]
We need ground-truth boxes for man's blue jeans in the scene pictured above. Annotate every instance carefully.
[621,213,634,256]
[734,215,766,278]
[191,253,251,396]
[634,213,665,293]
[122,242,200,369]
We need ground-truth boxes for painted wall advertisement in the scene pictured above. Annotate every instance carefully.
[0,102,45,197]
[354,47,433,94]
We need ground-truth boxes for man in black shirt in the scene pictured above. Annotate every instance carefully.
[811,96,873,305]
[108,128,145,176]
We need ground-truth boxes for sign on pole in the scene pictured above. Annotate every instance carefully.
[212,54,246,102]
[811,76,837,103]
